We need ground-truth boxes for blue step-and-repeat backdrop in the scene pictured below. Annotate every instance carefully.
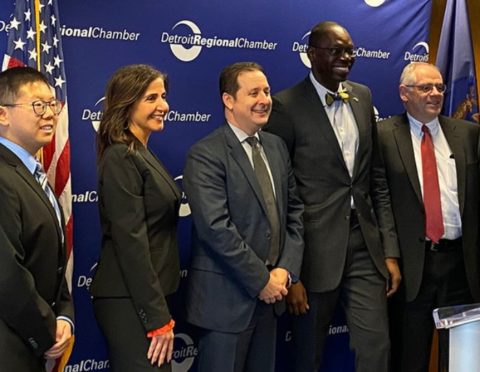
[0,1,432,371]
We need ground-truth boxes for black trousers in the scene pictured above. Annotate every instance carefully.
[390,243,472,372]
[93,298,172,372]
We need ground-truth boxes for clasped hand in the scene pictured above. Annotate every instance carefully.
[258,268,289,304]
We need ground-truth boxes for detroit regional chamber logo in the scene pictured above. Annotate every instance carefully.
[173,333,198,372]
[292,30,391,69]
[161,20,278,62]
[81,96,211,132]
[404,41,429,62]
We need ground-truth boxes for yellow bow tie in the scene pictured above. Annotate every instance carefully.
[325,91,350,106]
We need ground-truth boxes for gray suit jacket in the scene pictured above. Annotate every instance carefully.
[266,77,399,292]
[183,124,304,333]
[0,144,72,369]
[377,114,480,302]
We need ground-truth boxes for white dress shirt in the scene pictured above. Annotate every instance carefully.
[407,113,462,239]
[310,72,359,207]
[228,123,276,197]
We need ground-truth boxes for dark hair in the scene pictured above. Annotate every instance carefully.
[219,62,264,101]
[0,67,50,104]
[96,64,167,159]
[308,21,343,46]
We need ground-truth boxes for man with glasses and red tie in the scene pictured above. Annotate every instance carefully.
[266,21,400,372]
[377,62,480,372]
[0,66,73,371]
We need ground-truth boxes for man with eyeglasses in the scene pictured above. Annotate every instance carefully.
[377,62,480,372]
[0,66,73,371]
[265,21,400,372]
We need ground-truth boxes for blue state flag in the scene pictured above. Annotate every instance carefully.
[436,0,479,123]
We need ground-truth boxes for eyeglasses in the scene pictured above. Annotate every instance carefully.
[404,83,447,94]
[310,46,355,57]
[1,99,63,115]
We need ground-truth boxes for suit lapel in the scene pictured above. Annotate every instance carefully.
[260,132,284,219]
[344,81,368,179]
[303,79,349,173]
[392,115,423,205]
[439,117,466,215]
[224,125,269,214]
[15,159,64,245]
[139,147,181,201]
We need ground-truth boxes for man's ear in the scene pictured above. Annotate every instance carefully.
[307,46,316,65]
[222,92,234,111]
[399,85,409,104]
[0,106,10,128]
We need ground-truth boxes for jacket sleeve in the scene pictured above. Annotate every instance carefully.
[0,184,56,356]
[275,140,304,277]
[370,104,400,258]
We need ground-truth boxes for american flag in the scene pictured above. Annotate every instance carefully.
[436,0,479,122]
[2,0,73,370]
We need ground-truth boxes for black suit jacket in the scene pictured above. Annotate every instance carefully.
[377,114,480,302]
[0,144,72,368]
[266,77,399,292]
[91,143,181,330]
[183,125,304,333]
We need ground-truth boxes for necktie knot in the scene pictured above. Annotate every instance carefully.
[325,91,350,106]
[245,136,260,148]
[34,162,48,186]
[421,125,432,137]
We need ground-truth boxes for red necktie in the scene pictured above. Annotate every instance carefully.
[421,125,444,243]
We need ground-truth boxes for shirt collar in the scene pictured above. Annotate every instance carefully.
[309,71,346,107]
[0,137,37,174]
[227,122,260,144]
[407,113,440,139]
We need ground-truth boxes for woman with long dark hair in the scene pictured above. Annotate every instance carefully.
[91,64,181,371]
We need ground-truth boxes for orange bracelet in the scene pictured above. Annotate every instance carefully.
[147,319,175,338]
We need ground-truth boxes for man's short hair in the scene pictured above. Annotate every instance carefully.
[0,67,50,105]
[399,62,442,85]
[308,21,342,47]
[219,62,264,99]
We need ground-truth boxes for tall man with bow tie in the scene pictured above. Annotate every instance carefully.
[0,67,73,371]
[266,21,401,372]
[377,62,480,372]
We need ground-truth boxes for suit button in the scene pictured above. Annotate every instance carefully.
[419,237,425,243]
[138,309,148,323]
[51,302,56,307]
[57,266,64,273]
[28,337,39,350]
[345,215,350,220]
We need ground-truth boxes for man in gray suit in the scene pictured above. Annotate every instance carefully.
[378,62,480,372]
[183,62,304,372]
[265,21,400,372]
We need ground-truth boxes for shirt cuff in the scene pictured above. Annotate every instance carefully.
[147,319,175,338]
[57,316,75,334]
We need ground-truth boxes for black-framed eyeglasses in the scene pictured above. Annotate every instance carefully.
[404,83,447,94]
[310,46,355,57]
[1,99,63,115]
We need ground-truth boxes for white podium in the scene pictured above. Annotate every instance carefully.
[433,304,480,372]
